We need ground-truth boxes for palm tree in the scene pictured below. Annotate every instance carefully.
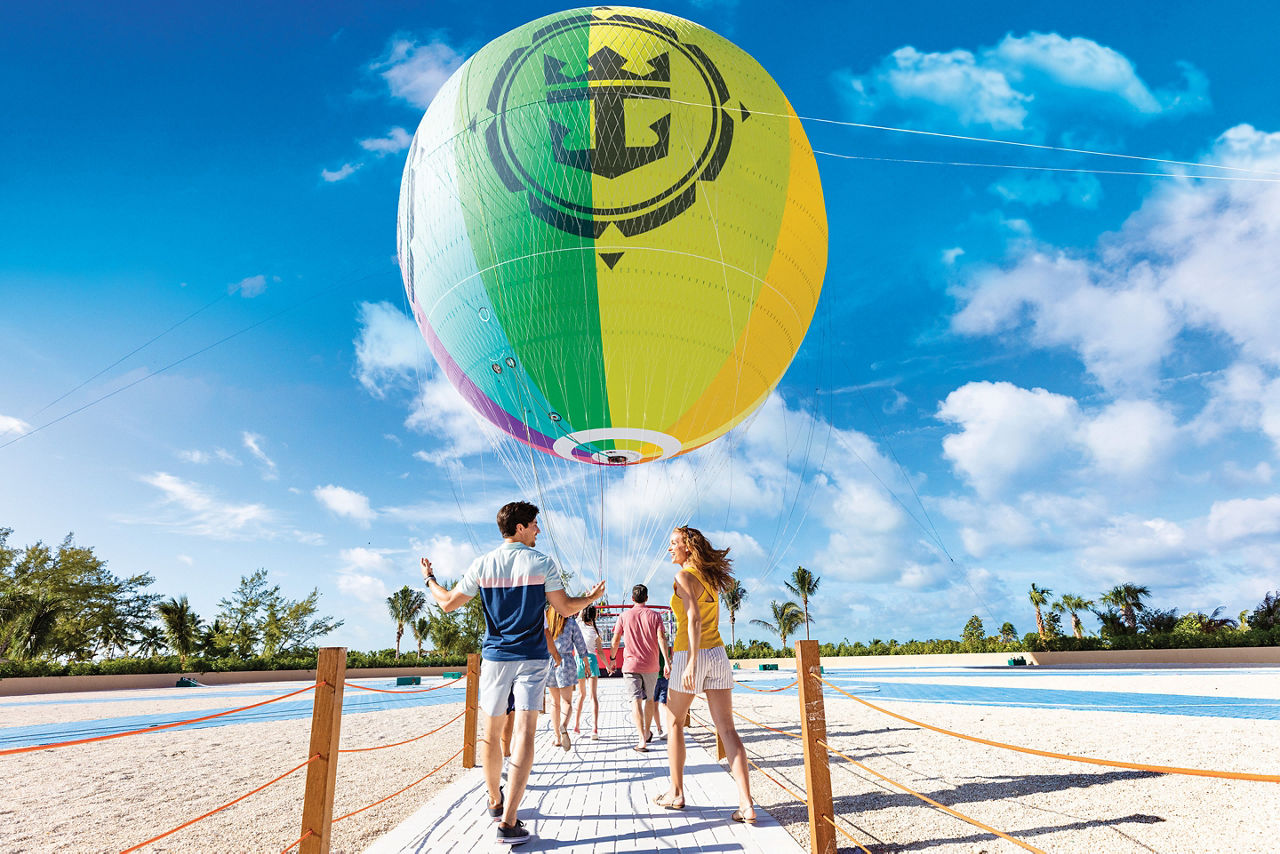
[134,624,167,657]
[1054,594,1094,639]
[156,596,201,666]
[750,601,806,652]
[784,566,821,641]
[721,578,748,647]
[410,615,431,658]
[386,585,426,659]
[1028,584,1052,639]
[1101,584,1150,631]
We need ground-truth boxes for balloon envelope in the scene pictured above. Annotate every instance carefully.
[398,6,827,465]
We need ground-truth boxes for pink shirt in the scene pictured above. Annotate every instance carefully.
[616,605,664,673]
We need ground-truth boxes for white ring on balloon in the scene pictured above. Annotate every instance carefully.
[552,428,683,464]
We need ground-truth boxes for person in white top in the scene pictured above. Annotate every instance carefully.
[573,605,608,740]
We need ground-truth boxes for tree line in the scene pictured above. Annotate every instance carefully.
[0,528,343,673]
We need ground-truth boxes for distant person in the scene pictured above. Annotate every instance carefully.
[546,607,589,751]
[574,605,607,740]
[655,525,755,822]
[609,583,670,752]
[422,500,605,846]
[651,651,669,739]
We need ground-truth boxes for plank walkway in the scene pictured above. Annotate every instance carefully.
[367,678,803,853]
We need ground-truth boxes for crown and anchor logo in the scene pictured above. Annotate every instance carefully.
[483,12,737,241]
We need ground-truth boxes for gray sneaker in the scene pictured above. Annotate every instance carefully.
[496,820,531,846]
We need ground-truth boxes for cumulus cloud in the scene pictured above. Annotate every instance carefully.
[374,36,465,108]
[322,163,359,182]
[314,485,377,527]
[412,534,482,579]
[1207,495,1280,544]
[840,32,1207,134]
[359,127,412,154]
[242,432,278,480]
[353,301,424,397]
[1079,399,1178,476]
[335,547,397,604]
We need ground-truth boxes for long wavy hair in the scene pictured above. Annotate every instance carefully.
[675,525,734,594]
[546,605,567,640]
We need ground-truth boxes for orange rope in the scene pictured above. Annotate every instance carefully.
[331,747,464,823]
[1,683,321,757]
[338,709,466,753]
[279,828,313,854]
[690,711,873,854]
[733,709,802,739]
[120,753,320,853]
[734,679,799,693]
[343,675,464,694]
[819,739,1045,853]
[819,675,1280,783]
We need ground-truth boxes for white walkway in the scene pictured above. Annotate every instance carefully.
[367,679,803,853]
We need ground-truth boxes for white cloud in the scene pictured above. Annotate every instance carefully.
[941,247,965,265]
[322,163,359,182]
[840,32,1207,134]
[411,534,481,579]
[937,381,1081,497]
[314,484,377,527]
[954,124,1280,455]
[0,414,32,437]
[353,301,423,397]
[138,472,277,539]
[405,374,493,462]
[177,554,194,566]
[177,449,211,464]
[359,127,412,154]
[229,274,269,298]
[1207,495,1280,544]
[242,431,278,480]
[1079,399,1178,476]
[337,573,390,604]
[334,547,399,605]
[374,36,465,108]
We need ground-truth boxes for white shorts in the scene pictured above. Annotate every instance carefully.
[668,646,733,694]
[479,658,550,717]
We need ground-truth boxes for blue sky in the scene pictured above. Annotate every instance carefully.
[4,1,1280,652]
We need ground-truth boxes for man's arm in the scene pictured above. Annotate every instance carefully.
[545,579,606,617]
[657,621,671,674]
[421,557,474,613]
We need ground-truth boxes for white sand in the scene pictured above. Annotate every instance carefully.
[1,667,1277,853]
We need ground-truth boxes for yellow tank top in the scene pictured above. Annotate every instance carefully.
[671,565,723,652]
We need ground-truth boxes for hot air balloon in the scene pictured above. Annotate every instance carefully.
[397,5,827,469]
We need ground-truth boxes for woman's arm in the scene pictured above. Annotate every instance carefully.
[545,626,563,667]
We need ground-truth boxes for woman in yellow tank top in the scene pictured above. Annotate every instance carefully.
[655,525,756,823]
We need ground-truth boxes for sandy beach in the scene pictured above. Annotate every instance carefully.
[1,667,1277,852]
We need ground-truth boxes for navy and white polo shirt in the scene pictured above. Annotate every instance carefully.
[456,542,564,661]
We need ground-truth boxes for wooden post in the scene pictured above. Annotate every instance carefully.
[462,653,480,769]
[796,640,835,854]
[715,730,726,761]
[299,647,346,854]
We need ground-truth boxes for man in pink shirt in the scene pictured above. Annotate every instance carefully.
[609,584,670,752]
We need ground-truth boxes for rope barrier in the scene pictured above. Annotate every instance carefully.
[818,738,1045,853]
[120,753,320,853]
[279,828,314,854]
[331,747,464,823]
[343,675,464,694]
[338,709,466,753]
[0,683,321,757]
[819,675,1280,783]
[689,710,874,854]
[734,679,799,693]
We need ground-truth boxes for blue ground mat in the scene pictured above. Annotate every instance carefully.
[0,680,467,751]
[736,667,1280,720]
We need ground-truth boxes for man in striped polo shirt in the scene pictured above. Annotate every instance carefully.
[422,501,604,846]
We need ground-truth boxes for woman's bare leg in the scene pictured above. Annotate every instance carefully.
[574,679,585,732]
[588,676,600,733]
[705,688,755,819]
[661,689,696,804]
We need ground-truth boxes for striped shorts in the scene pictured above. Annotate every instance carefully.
[668,645,733,694]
